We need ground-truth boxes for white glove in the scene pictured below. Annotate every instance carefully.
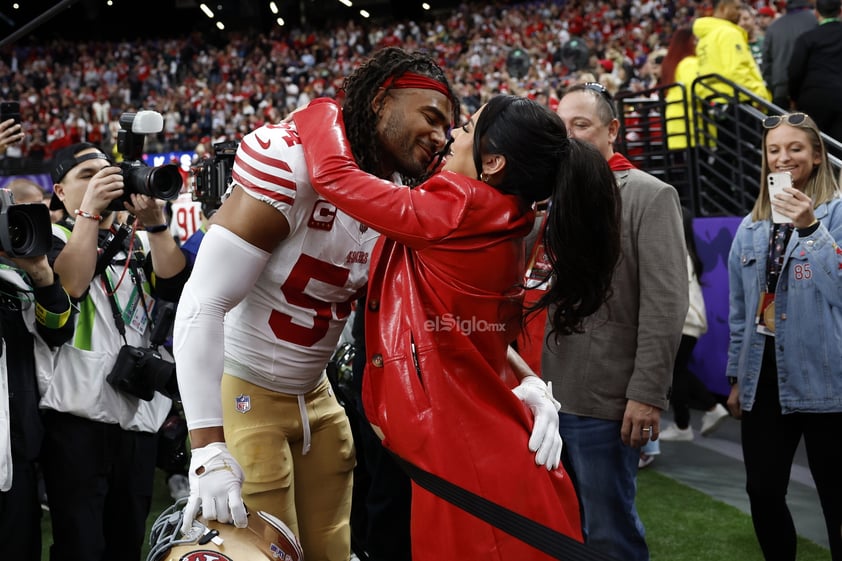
[512,376,563,471]
[182,442,248,534]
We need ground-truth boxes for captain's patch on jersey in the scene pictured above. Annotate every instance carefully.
[235,394,251,414]
[308,199,337,231]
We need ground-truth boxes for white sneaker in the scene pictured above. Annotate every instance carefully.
[659,423,694,441]
[700,403,729,436]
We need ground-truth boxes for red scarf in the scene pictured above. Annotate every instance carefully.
[608,152,636,171]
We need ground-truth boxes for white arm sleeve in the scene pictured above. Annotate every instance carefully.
[174,225,272,430]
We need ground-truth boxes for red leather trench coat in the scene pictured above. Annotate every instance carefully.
[294,100,582,560]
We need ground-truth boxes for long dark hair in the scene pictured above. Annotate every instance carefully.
[341,47,460,179]
[473,95,622,335]
[539,138,622,336]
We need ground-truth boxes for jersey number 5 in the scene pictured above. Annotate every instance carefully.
[268,254,353,347]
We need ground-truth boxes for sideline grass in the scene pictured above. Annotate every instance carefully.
[40,467,831,560]
[637,468,830,561]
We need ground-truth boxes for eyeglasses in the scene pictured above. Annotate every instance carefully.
[582,82,617,118]
[762,113,808,129]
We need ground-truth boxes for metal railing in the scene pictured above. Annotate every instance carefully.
[615,73,842,217]
[616,84,696,211]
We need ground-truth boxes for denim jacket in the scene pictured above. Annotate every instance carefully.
[727,196,842,413]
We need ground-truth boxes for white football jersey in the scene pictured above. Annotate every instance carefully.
[169,192,203,245]
[223,121,379,393]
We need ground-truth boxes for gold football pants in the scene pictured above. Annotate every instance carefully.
[222,374,355,561]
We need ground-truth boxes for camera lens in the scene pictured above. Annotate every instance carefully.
[118,162,183,210]
[8,213,29,250]
[2,204,52,257]
[145,164,183,200]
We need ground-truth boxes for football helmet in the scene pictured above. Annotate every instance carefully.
[147,498,304,561]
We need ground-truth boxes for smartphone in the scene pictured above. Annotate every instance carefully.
[767,171,792,224]
[0,101,20,125]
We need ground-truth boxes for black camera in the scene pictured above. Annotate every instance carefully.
[191,140,238,215]
[112,111,182,211]
[106,345,178,402]
[105,303,178,401]
[0,189,52,257]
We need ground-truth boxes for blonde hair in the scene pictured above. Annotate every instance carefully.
[752,113,841,222]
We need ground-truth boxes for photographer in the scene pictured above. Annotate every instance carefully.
[41,141,188,560]
[0,191,73,560]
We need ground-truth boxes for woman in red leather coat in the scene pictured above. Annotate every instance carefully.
[293,94,621,560]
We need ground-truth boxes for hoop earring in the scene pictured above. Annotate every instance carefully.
[480,173,488,183]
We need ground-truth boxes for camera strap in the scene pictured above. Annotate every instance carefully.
[98,225,155,345]
[94,220,132,279]
[100,269,129,346]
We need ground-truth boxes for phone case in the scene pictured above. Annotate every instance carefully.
[0,101,20,124]
[767,171,791,224]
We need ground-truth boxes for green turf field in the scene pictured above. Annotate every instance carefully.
[636,469,830,561]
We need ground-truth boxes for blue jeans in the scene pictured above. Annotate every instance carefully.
[559,413,649,561]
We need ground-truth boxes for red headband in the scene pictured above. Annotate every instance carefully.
[381,72,451,99]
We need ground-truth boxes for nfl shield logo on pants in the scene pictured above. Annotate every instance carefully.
[235,394,251,414]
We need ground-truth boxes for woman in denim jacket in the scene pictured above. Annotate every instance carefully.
[727,112,842,561]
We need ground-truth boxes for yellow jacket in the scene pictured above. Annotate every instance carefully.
[693,16,771,102]
[666,55,699,150]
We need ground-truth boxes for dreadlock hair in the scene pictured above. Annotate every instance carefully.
[341,47,460,180]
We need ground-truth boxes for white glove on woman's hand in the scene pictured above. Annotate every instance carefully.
[182,442,248,534]
[512,376,563,470]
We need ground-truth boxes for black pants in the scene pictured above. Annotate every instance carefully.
[40,411,157,561]
[670,335,718,428]
[0,460,41,560]
[741,340,842,561]
[349,341,412,561]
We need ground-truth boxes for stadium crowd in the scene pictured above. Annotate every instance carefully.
[0,0,725,161]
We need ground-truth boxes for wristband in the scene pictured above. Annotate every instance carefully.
[74,209,102,222]
[35,299,72,329]
[145,224,169,233]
